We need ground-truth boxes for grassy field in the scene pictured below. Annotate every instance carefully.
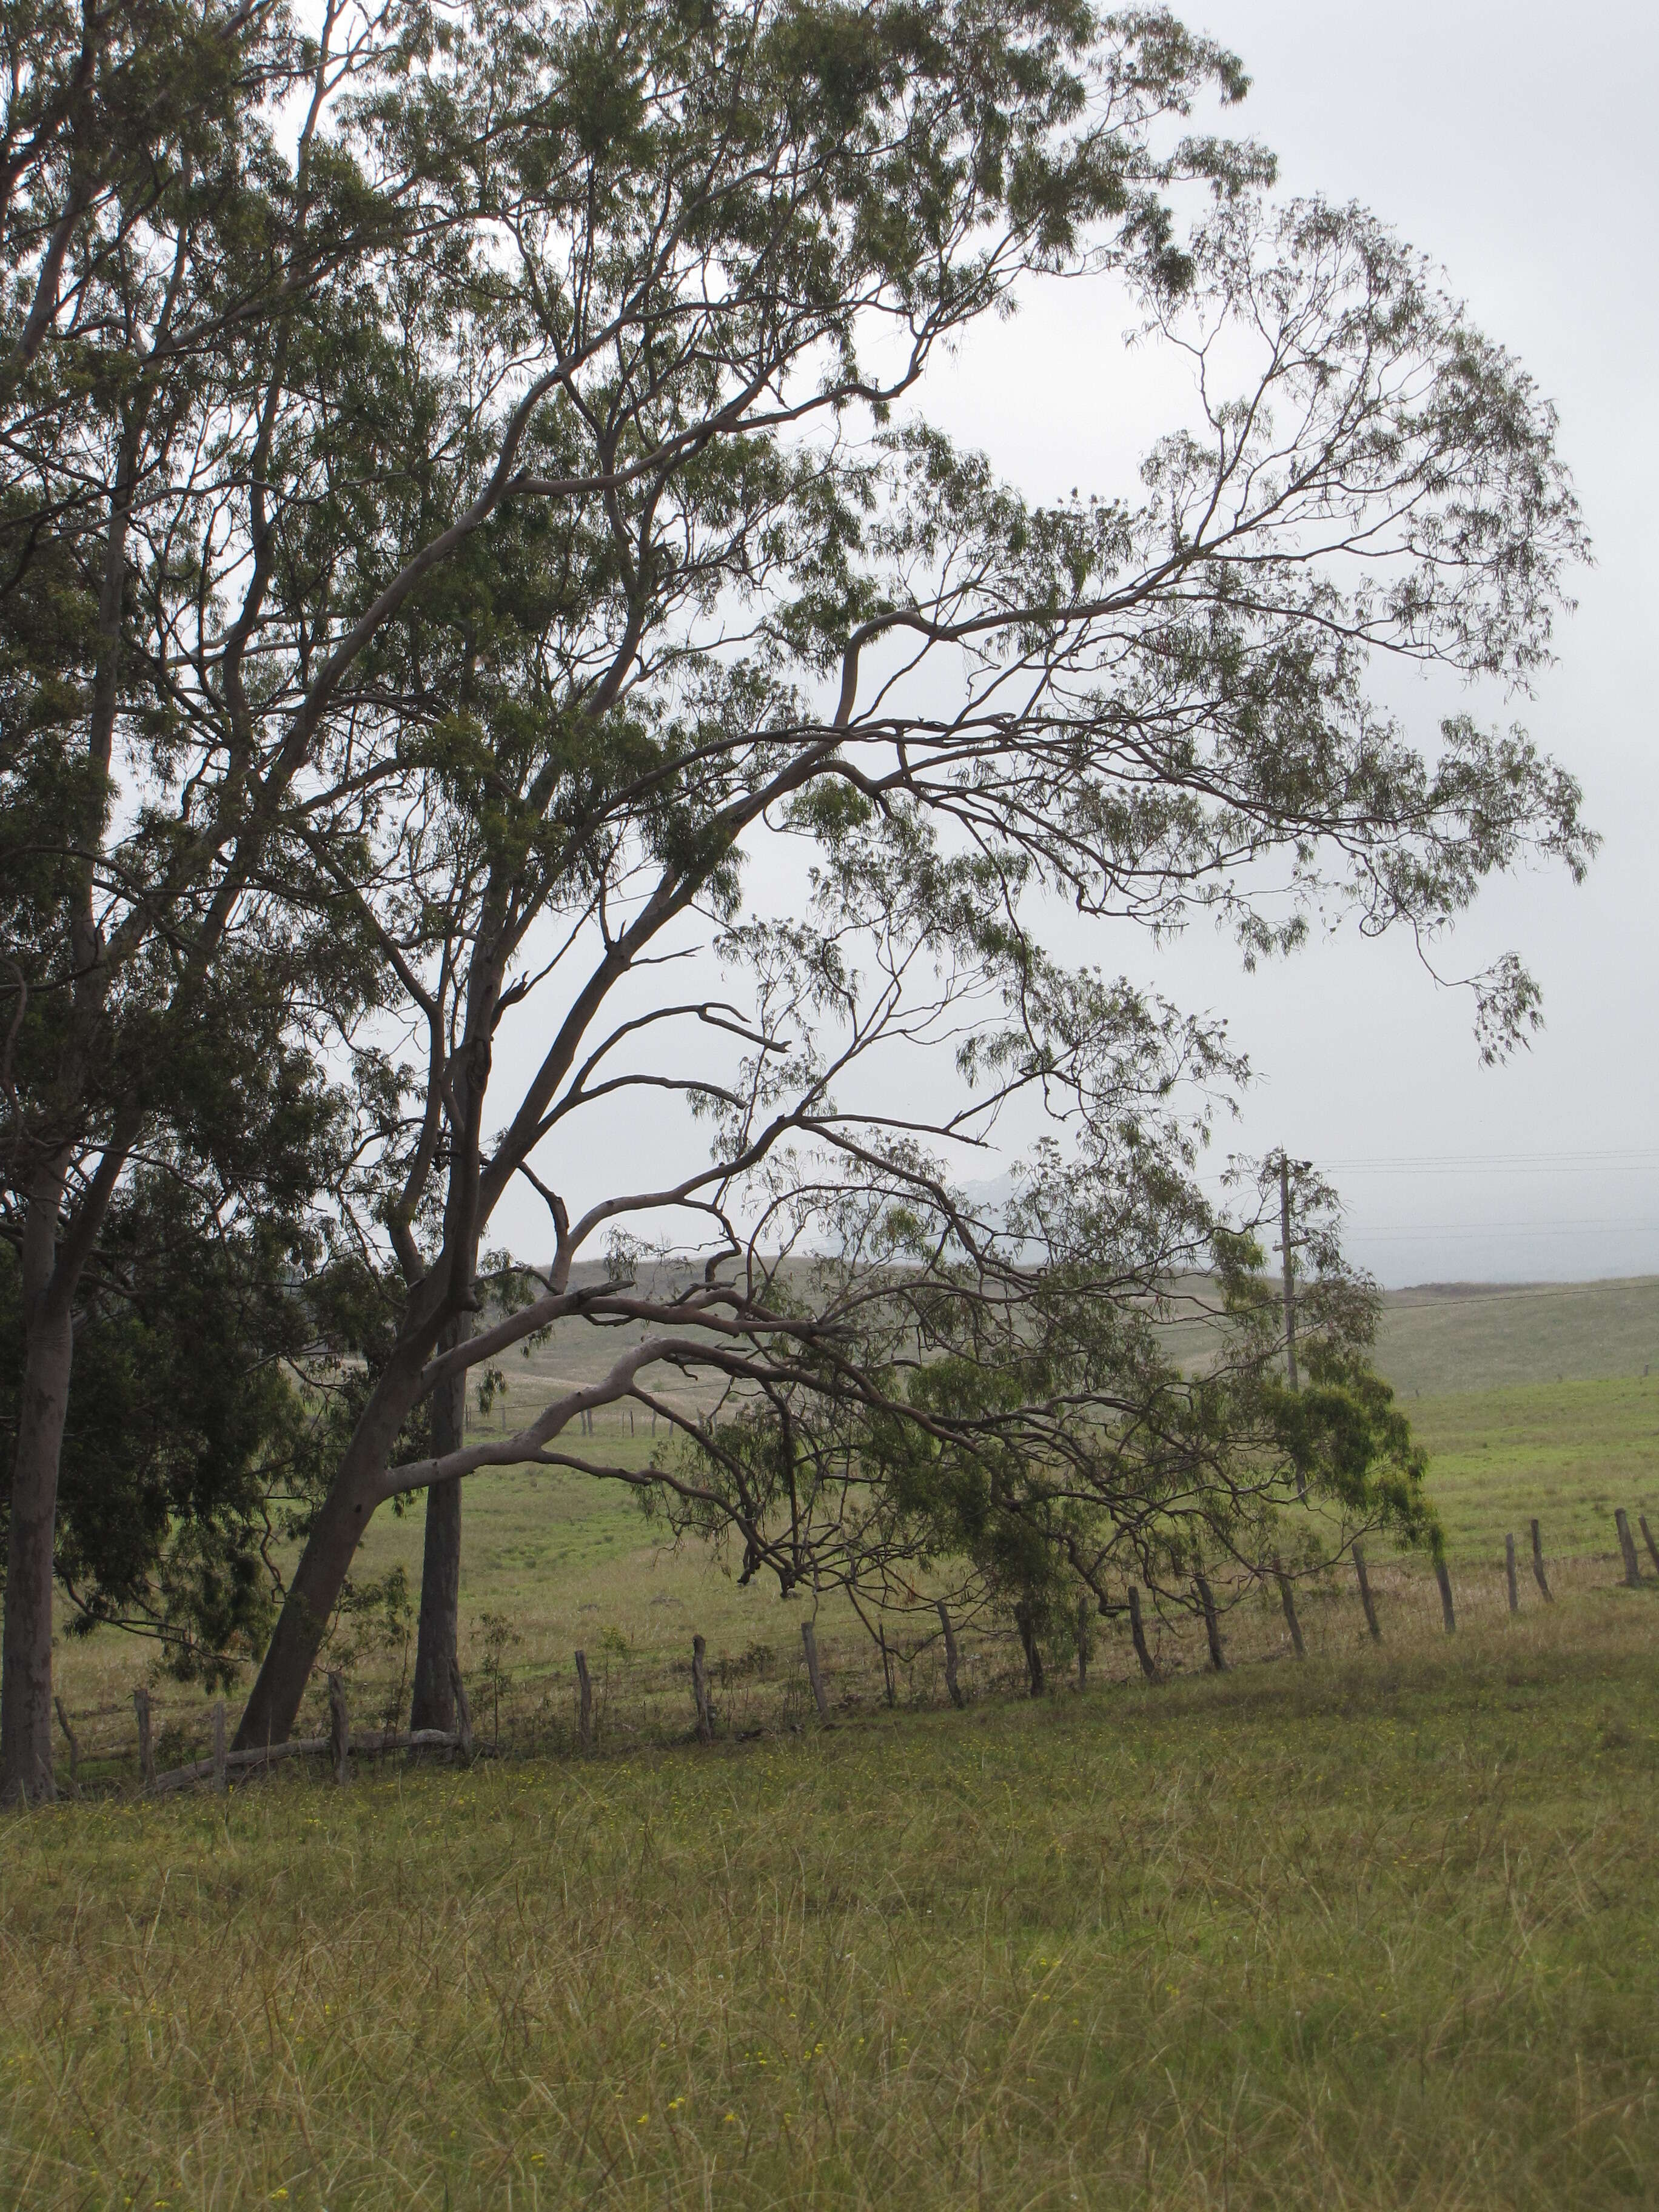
[10,1285,1659,2207]
[1372,1276,1659,1398]
[4,1589,1657,2210]
[1409,1375,1659,1563]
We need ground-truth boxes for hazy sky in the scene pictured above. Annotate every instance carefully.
[489,1,1658,1288]
[916,0,1659,1285]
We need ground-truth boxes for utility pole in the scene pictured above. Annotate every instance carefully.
[1278,1151,1298,1392]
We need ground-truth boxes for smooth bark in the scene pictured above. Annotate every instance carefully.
[1127,1586,1159,1681]
[410,1317,469,1732]
[1195,1572,1225,1672]
[1353,1543,1382,1642]
[936,1600,965,1708]
[1273,1558,1305,1659]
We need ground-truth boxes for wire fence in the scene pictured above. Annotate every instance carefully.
[36,1513,1659,1801]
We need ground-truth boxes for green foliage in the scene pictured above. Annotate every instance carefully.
[0,1177,318,1684]
[0,0,1598,1756]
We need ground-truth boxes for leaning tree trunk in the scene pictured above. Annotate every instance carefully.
[231,1347,434,1754]
[409,1317,469,1732]
[1,1299,75,1805]
[232,1470,387,1754]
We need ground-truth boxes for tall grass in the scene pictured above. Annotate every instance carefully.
[5,1586,1657,2210]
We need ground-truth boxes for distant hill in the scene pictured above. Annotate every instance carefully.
[1373,1276,1659,1398]
[514,1260,1659,1406]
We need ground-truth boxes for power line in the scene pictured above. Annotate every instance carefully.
[1349,1221,1659,1241]
[1322,1149,1659,1176]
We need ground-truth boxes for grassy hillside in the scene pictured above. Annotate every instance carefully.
[1409,1375,1659,1564]
[5,1594,1657,2211]
[1372,1276,1659,1396]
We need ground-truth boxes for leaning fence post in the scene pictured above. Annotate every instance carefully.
[212,1700,228,1795]
[1530,1518,1553,1603]
[1127,1586,1159,1681]
[53,1697,81,1797]
[1352,1544,1382,1643]
[1504,1532,1520,1616]
[327,1672,350,1783]
[574,1650,594,1749]
[1434,1557,1457,1634]
[1615,1509,1643,1588]
[447,1656,474,1762]
[1194,1574,1225,1672]
[1641,1515,1659,1577]
[1076,1594,1092,1690]
[1273,1557,1305,1660]
[691,1634,714,1743]
[877,1624,897,1709]
[800,1620,832,1723]
[133,1686,155,1789]
[936,1600,965,1708]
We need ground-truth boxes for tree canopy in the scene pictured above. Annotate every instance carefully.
[0,0,1591,1792]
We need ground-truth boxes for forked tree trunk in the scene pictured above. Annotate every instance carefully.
[0,1299,75,1804]
[409,1316,469,1732]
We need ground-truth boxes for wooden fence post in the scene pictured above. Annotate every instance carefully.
[447,1657,474,1762]
[1641,1515,1659,1577]
[1127,1586,1159,1681]
[1504,1532,1520,1616]
[877,1624,897,1709]
[691,1634,714,1743]
[800,1621,832,1723]
[53,1697,81,1797]
[1273,1558,1305,1660]
[1614,1509,1643,1588]
[574,1650,594,1749]
[133,1686,155,1788]
[1530,1519,1553,1603]
[1434,1557,1457,1634]
[212,1700,228,1795]
[1352,1544,1382,1643]
[1076,1594,1091,1690]
[1013,1601,1045,1697]
[936,1601,965,1708]
[327,1672,350,1783]
[1195,1574,1225,1672]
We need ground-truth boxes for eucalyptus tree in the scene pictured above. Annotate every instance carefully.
[230,166,1590,1745]
[1,0,1263,1798]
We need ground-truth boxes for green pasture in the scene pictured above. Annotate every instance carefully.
[1373,1276,1659,1398]
[1410,1375,1659,1566]
[5,1590,1657,2211]
[12,1288,1659,2208]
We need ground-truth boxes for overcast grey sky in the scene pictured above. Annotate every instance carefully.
[913,0,1659,1285]
[490,2,1658,1287]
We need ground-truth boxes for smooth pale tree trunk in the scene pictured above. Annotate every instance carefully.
[0,1301,74,1803]
[409,1316,469,1733]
